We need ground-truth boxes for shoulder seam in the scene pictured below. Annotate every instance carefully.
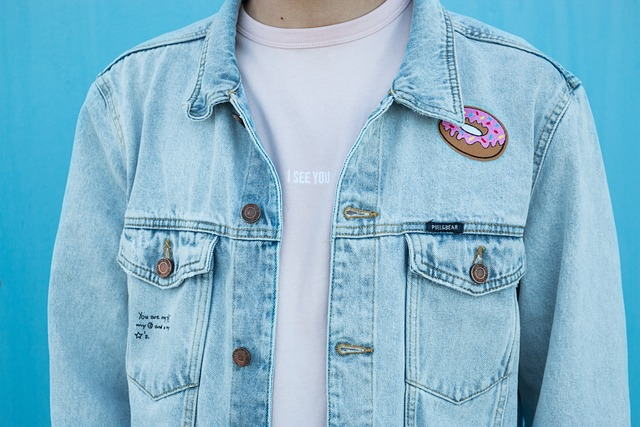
[92,76,131,203]
[530,84,580,195]
[452,22,581,90]
[94,75,130,201]
[98,24,210,77]
[94,75,126,154]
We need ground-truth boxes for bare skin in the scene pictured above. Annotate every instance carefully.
[243,0,387,28]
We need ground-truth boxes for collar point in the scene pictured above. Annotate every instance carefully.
[391,89,465,125]
[449,107,466,126]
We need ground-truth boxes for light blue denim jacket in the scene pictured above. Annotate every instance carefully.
[48,0,630,425]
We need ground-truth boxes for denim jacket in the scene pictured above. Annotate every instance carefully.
[48,0,630,425]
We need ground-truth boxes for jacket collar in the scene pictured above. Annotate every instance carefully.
[184,0,465,125]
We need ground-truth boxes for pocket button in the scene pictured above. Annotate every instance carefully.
[241,203,261,224]
[232,347,251,367]
[470,262,489,284]
[156,258,174,278]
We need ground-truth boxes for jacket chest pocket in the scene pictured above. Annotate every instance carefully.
[404,232,525,404]
[116,226,219,400]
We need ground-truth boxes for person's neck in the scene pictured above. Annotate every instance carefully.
[242,0,387,28]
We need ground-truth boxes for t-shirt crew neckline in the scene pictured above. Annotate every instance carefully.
[236,0,411,49]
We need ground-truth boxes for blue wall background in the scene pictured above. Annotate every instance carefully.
[1,0,638,425]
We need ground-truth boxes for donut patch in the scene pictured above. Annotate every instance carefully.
[438,107,508,161]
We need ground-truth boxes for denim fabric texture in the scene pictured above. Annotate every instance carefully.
[48,0,630,425]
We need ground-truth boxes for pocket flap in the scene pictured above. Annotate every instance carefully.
[117,226,219,289]
[405,232,525,296]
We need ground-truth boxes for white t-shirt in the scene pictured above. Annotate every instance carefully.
[235,0,412,424]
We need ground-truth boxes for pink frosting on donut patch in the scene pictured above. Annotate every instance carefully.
[441,107,507,149]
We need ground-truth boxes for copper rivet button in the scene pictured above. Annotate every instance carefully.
[470,263,488,284]
[241,203,261,224]
[156,258,174,278]
[232,347,251,367]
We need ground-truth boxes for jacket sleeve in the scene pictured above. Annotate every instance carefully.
[48,79,130,425]
[517,84,630,425]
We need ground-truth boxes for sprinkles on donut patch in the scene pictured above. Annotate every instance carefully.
[438,106,508,161]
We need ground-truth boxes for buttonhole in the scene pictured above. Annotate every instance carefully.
[343,206,379,219]
[336,343,374,355]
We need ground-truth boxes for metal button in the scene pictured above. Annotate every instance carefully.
[232,347,251,367]
[470,262,488,284]
[241,203,261,223]
[156,258,174,278]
